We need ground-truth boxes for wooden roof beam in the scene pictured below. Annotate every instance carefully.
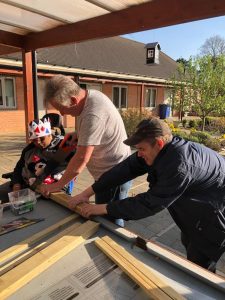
[0,29,23,49]
[23,0,225,51]
[0,44,21,55]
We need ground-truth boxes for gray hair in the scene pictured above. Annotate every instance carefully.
[145,134,173,146]
[44,75,81,106]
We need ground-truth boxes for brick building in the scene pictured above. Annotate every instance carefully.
[0,36,177,133]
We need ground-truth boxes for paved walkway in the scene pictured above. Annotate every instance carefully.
[0,132,224,276]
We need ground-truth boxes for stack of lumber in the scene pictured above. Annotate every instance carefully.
[0,216,99,300]
[95,236,185,300]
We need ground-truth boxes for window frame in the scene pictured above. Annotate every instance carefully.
[145,88,157,108]
[0,77,16,109]
[147,49,154,58]
[112,85,128,109]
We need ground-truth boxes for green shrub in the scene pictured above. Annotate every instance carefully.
[182,119,187,128]
[213,118,225,134]
[220,139,225,147]
[185,135,201,143]
[197,120,202,128]
[174,130,189,139]
[189,119,197,128]
[204,117,225,134]
[120,108,152,137]
[205,117,211,126]
[175,130,222,151]
[204,138,222,151]
[191,131,211,143]
[175,131,200,143]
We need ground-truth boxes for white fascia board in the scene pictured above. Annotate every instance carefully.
[0,58,169,84]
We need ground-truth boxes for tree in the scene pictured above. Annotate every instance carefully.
[188,56,225,130]
[176,57,189,67]
[169,60,192,121]
[171,55,225,130]
[200,35,225,59]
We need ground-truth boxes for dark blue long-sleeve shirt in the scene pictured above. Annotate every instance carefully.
[92,136,225,257]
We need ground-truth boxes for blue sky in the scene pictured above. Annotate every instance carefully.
[123,16,225,61]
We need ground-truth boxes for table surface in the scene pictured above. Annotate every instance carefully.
[1,198,225,300]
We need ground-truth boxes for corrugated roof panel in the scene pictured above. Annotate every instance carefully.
[0,23,28,35]
[0,2,64,32]
[1,0,110,25]
[0,0,151,35]
[86,0,150,11]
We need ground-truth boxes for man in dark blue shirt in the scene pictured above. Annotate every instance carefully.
[69,118,225,272]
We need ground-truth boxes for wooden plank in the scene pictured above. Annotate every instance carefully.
[0,221,82,276]
[0,220,99,300]
[95,237,172,300]
[0,214,79,264]
[49,191,83,215]
[102,236,184,300]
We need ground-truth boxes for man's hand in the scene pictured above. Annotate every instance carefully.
[79,203,107,218]
[39,182,62,197]
[68,193,90,209]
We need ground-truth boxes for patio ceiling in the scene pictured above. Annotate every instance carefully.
[0,0,225,54]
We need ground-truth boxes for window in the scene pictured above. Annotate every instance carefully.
[145,88,156,108]
[79,82,102,91]
[113,86,127,109]
[0,77,16,108]
[147,49,154,58]
[164,88,173,105]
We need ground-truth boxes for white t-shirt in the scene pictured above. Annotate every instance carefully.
[77,90,130,180]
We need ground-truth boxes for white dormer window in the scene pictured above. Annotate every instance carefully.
[145,42,161,64]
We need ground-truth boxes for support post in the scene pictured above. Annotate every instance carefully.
[22,50,35,142]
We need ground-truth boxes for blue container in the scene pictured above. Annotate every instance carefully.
[159,104,170,119]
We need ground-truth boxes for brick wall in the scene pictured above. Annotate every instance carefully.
[0,110,26,133]
[127,85,141,107]
[0,76,26,133]
[102,83,112,99]
[1,75,167,134]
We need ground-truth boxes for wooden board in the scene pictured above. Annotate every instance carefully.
[0,220,99,300]
[49,191,83,215]
[0,221,82,276]
[0,214,78,264]
[95,236,185,300]
[48,192,225,294]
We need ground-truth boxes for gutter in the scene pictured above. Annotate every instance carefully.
[0,58,173,85]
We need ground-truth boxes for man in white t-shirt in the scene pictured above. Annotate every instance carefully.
[40,75,131,226]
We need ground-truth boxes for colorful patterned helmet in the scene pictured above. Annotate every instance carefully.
[28,118,51,140]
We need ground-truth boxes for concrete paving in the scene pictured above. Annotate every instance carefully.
[0,132,225,276]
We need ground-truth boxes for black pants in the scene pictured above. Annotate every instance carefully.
[181,232,217,273]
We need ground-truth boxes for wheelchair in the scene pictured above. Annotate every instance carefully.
[2,113,75,196]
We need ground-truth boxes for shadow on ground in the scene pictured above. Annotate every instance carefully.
[0,135,26,155]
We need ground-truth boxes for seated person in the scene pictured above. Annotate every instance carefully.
[11,117,76,195]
